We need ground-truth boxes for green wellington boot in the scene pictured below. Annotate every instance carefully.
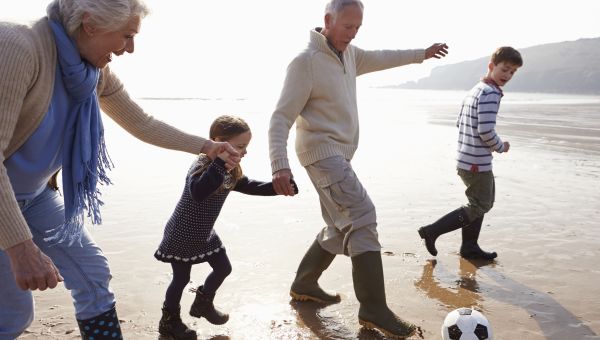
[418,207,470,256]
[290,239,341,303]
[460,215,497,260]
[352,251,416,339]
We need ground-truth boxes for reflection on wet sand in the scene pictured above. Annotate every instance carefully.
[415,258,598,339]
[291,300,354,340]
[480,263,598,339]
[414,258,492,312]
[290,299,421,340]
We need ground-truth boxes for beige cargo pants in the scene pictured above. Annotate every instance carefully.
[304,156,381,257]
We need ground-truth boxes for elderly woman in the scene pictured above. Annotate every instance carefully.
[0,0,237,339]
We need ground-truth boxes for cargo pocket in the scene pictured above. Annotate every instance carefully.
[317,165,366,212]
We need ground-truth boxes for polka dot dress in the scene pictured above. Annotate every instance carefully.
[154,155,231,264]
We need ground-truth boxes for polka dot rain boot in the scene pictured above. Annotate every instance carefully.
[77,306,122,339]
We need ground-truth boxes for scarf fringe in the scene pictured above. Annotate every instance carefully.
[45,137,113,246]
[97,133,114,186]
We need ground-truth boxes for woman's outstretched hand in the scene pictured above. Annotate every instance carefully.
[202,140,240,170]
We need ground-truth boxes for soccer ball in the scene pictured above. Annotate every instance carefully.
[441,307,493,340]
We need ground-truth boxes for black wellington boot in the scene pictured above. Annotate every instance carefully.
[460,215,497,260]
[418,207,470,256]
[352,251,416,339]
[159,303,197,340]
[290,239,341,303]
[77,306,123,340]
[189,285,229,325]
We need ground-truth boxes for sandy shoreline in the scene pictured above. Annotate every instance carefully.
[17,96,600,339]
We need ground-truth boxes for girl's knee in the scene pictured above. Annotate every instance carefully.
[215,260,232,277]
[210,251,232,277]
[222,262,232,277]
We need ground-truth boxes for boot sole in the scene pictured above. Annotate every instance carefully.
[189,314,229,325]
[289,290,341,304]
[358,318,416,340]
[158,330,197,340]
[189,310,229,325]
[460,252,497,260]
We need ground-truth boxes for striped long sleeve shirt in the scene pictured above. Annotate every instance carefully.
[456,81,505,172]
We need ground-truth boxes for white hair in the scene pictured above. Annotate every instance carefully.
[325,0,364,19]
[46,0,150,38]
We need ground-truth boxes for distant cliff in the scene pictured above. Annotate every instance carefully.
[395,37,600,95]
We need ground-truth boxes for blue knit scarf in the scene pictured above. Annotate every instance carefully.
[47,20,112,245]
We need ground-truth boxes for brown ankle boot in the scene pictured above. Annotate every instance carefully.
[159,303,197,340]
[189,286,229,325]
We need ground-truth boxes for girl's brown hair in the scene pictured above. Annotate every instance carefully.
[193,115,250,185]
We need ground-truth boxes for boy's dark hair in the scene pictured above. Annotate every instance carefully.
[491,46,523,67]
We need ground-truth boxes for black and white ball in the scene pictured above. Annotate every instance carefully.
[441,307,493,340]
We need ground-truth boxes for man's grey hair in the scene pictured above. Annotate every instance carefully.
[47,0,150,38]
[325,0,364,18]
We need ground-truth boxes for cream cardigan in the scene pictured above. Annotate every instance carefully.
[0,18,207,249]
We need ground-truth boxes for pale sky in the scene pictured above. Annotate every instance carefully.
[3,0,600,98]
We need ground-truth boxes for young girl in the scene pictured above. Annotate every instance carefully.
[154,115,297,339]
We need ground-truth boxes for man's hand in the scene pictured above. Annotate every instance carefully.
[5,239,63,291]
[273,168,296,196]
[425,43,449,59]
[503,141,510,153]
[202,140,241,170]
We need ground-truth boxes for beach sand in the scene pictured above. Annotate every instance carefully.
[18,92,600,339]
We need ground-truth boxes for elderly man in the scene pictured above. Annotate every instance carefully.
[268,0,448,338]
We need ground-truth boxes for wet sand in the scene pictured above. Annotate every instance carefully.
[19,95,600,339]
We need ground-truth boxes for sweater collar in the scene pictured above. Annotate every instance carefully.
[311,28,344,61]
[481,77,504,97]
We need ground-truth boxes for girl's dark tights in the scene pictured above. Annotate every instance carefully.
[203,250,232,295]
[164,250,232,312]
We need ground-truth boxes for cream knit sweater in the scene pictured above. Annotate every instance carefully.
[269,29,425,173]
[0,18,207,250]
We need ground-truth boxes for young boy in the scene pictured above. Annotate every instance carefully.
[418,46,523,260]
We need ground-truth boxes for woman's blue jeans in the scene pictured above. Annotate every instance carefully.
[0,186,115,339]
